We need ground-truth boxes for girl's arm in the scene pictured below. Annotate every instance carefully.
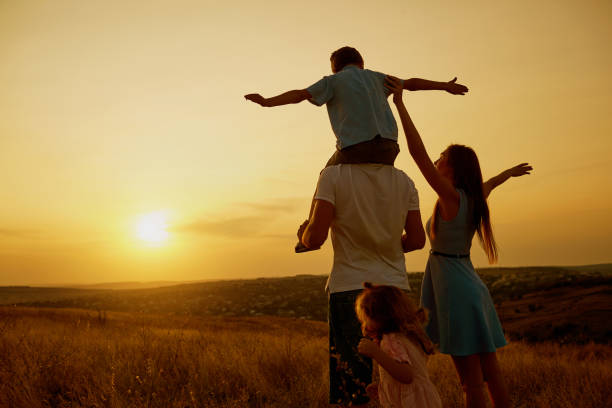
[358,338,413,384]
[385,76,459,218]
[483,163,532,198]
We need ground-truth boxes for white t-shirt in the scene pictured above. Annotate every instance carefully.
[314,164,420,293]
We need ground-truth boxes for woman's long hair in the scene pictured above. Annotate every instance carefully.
[430,144,498,263]
[355,282,434,355]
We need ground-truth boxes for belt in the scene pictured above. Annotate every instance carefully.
[430,250,470,259]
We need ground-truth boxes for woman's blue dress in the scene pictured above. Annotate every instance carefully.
[421,190,507,356]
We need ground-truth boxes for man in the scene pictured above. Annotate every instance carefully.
[298,162,425,407]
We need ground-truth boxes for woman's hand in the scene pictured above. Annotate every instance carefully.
[483,163,533,198]
[384,76,404,105]
[358,338,380,358]
[507,163,533,177]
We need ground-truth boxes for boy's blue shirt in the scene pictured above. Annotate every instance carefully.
[307,65,398,150]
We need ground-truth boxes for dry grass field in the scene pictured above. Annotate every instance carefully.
[1,307,610,407]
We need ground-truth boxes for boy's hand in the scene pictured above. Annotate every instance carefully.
[244,93,268,107]
[507,163,533,177]
[384,76,404,104]
[358,338,380,358]
[445,77,469,95]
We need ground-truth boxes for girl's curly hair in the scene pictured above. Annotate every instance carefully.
[355,282,435,355]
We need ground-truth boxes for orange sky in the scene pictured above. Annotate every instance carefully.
[1,0,611,285]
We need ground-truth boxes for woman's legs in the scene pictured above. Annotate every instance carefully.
[452,352,510,408]
[480,352,510,408]
[452,355,487,408]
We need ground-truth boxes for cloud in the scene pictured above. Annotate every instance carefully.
[174,197,307,239]
[237,198,303,213]
[0,228,41,239]
[172,216,268,238]
[175,197,305,238]
[260,233,295,240]
[261,176,308,188]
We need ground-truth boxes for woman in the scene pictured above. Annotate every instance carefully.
[385,76,531,408]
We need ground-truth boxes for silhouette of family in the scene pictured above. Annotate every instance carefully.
[246,46,531,408]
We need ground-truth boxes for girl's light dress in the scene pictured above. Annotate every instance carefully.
[378,332,442,408]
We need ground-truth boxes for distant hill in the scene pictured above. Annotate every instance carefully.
[496,284,611,343]
[1,264,610,343]
[60,280,198,290]
[0,286,108,305]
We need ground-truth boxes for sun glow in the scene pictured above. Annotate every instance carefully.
[135,211,169,245]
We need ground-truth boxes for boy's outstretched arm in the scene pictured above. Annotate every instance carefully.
[403,77,468,95]
[483,163,533,198]
[244,89,311,107]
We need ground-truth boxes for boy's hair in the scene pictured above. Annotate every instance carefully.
[330,46,364,73]
[355,282,435,355]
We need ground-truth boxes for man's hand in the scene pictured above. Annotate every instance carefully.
[296,219,310,241]
[244,93,268,107]
[445,77,468,95]
[384,76,404,104]
[358,338,380,358]
[507,163,533,177]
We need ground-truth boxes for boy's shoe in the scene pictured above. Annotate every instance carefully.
[295,241,321,253]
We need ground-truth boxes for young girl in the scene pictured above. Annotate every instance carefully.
[355,282,442,408]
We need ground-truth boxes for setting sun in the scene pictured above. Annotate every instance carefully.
[135,211,169,244]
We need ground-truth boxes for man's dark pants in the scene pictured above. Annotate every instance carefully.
[328,289,371,406]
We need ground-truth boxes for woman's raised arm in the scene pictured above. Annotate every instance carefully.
[385,76,459,217]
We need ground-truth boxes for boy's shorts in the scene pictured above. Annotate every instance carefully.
[328,289,371,406]
[325,135,399,167]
